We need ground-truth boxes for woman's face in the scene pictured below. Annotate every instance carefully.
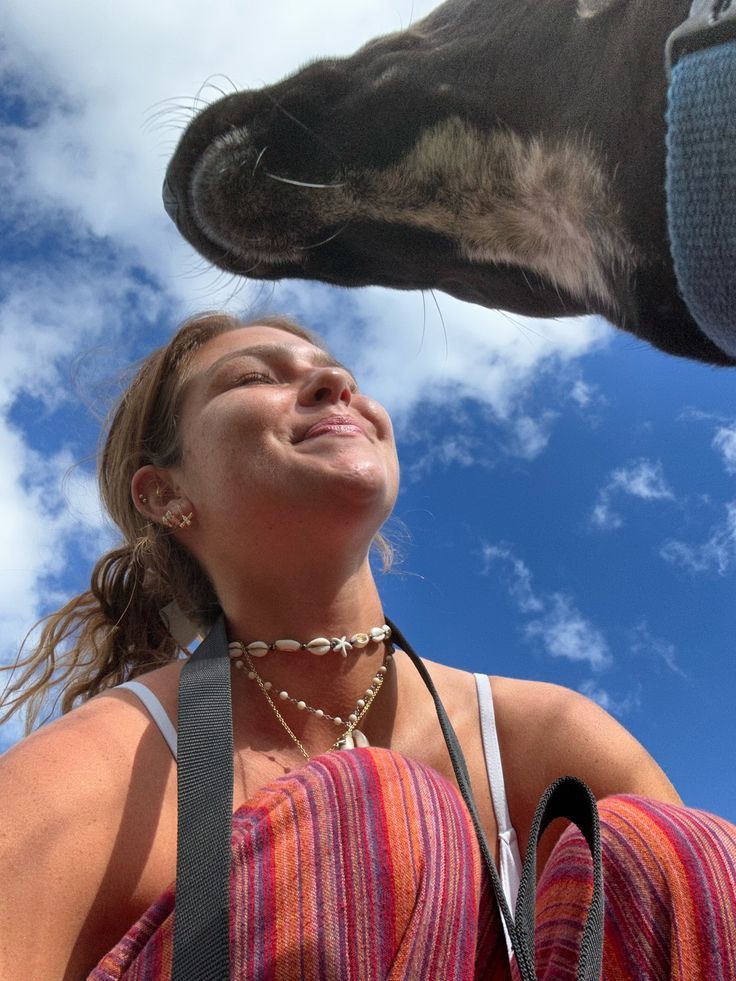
[169,325,399,547]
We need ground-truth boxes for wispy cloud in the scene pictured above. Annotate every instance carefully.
[628,619,686,677]
[713,425,736,475]
[525,594,612,671]
[578,679,641,717]
[590,458,675,530]
[481,544,544,614]
[482,544,611,670]
[660,501,736,576]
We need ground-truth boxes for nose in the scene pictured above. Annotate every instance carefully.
[298,366,353,406]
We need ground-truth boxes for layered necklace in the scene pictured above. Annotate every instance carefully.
[228,624,393,760]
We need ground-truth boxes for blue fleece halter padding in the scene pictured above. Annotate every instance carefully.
[666,40,736,358]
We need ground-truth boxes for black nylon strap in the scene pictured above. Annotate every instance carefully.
[173,615,604,981]
[173,614,233,981]
[514,776,604,981]
[386,617,604,981]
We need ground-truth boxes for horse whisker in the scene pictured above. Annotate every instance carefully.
[297,219,353,251]
[264,171,344,189]
[252,146,268,177]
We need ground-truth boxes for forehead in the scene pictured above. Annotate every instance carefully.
[192,325,325,371]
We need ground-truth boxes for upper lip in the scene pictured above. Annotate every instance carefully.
[299,414,367,441]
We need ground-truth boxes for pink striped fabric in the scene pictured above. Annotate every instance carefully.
[90,750,736,979]
[89,747,509,980]
[528,794,736,980]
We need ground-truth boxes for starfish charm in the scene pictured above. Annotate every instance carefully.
[331,636,352,657]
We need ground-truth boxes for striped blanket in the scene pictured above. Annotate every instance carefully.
[90,747,736,979]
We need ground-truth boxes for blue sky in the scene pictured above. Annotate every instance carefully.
[1,0,734,821]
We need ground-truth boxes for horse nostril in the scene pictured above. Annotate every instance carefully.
[162,175,180,225]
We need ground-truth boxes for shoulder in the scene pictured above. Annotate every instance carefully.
[491,676,680,804]
[486,676,680,865]
[0,681,177,977]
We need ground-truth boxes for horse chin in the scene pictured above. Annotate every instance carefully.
[162,0,736,365]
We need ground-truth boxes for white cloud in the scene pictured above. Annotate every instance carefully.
[713,425,736,475]
[590,458,675,530]
[482,544,544,614]
[578,680,641,718]
[525,594,612,671]
[629,619,685,677]
[0,425,114,668]
[483,543,611,670]
[570,378,595,408]
[406,432,483,479]
[507,412,558,460]
[0,261,146,670]
[660,501,736,576]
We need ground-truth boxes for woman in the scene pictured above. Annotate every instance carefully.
[1,312,734,980]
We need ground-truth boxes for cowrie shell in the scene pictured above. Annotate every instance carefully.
[306,637,331,655]
[274,639,301,652]
[350,632,369,648]
[246,641,269,657]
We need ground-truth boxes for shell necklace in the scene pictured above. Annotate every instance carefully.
[228,623,391,658]
[229,636,393,760]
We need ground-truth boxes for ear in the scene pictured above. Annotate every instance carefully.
[131,465,193,529]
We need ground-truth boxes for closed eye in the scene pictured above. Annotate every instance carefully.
[234,371,276,385]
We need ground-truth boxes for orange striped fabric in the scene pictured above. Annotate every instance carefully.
[90,752,736,980]
[529,794,736,980]
[90,747,509,980]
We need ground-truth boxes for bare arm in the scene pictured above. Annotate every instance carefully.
[0,702,145,979]
[492,678,681,869]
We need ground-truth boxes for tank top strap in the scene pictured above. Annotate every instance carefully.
[117,680,178,760]
[473,673,522,923]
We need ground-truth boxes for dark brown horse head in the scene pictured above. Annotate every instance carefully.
[163,0,736,366]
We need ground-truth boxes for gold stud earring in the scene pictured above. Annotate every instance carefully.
[162,510,176,528]
[178,512,193,528]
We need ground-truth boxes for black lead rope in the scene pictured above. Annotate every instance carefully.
[173,616,604,981]
[386,618,604,981]
[173,616,233,981]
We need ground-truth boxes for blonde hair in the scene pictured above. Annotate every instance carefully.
[1,312,393,734]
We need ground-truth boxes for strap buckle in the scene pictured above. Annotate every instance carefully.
[666,1,736,79]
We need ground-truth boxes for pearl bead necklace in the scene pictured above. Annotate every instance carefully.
[237,648,392,729]
[229,628,394,759]
[227,624,391,659]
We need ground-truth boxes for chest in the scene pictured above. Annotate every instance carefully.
[108,668,501,945]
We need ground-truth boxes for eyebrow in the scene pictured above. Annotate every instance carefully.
[205,344,358,386]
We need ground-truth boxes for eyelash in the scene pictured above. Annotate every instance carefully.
[231,370,359,393]
[235,371,275,386]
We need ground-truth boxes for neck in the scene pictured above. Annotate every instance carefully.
[215,556,397,756]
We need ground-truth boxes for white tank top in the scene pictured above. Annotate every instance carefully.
[116,671,523,951]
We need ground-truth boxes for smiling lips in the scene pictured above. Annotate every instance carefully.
[300,415,367,441]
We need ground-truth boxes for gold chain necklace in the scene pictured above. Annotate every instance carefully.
[237,648,393,760]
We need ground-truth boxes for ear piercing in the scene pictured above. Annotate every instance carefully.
[162,508,194,529]
[138,493,148,504]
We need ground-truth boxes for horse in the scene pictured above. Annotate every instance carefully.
[162,0,736,366]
